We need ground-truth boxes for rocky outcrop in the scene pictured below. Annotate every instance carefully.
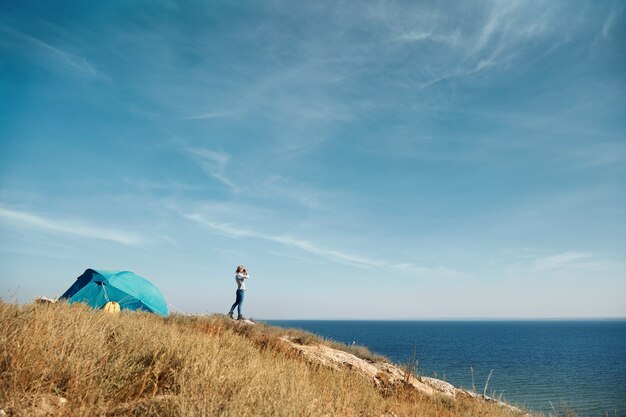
[233,318,256,326]
[281,336,529,416]
[34,296,57,304]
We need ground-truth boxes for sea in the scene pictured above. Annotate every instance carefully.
[266,320,626,417]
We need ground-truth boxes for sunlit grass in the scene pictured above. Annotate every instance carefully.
[0,301,553,416]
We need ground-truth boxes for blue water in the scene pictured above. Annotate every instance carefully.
[266,320,626,416]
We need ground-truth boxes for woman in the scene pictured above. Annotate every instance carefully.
[228,265,249,320]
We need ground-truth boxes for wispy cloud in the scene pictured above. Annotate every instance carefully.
[498,250,624,276]
[531,251,625,274]
[600,6,619,39]
[533,252,594,271]
[180,110,243,120]
[184,146,237,191]
[1,25,103,78]
[415,56,499,90]
[471,1,516,55]
[183,212,466,278]
[0,206,144,245]
[183,213,379,268]
[394,31,461,45]
[395,1,557,90]
[179,141,327,210]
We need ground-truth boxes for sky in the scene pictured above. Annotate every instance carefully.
[0,0,624,319]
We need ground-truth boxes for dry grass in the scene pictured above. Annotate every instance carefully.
[205,317,389,363]
[0,301,543,416]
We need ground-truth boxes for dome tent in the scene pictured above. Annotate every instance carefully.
[60,269,168,317]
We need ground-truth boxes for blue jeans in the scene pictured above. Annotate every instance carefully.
[229,289,244,317]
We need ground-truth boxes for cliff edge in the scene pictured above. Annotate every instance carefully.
[281,335,528,416]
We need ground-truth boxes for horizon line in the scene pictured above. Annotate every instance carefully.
[259,317,626,321]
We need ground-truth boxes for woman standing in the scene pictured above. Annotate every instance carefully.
[228,265,249,320]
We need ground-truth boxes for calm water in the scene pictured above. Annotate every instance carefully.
[266,320,626,416]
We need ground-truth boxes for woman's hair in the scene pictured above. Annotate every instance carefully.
[236,265,245,273]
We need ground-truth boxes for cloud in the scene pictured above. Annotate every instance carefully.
[183,213,380,268]
[471,1,516,55]
[533,252,595,271]
[180,110,243,120]
[398,1,557,90]
[415,55,499,90]
[601,7,618,39]
[394,31,461,45]
[499,249,623,277]
[0,206,144,245]
[184,147,237,190]
[180,142,326,210]
[183,212,467,278]
[1,25,102,78]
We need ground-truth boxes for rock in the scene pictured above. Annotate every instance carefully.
[34,296,57,304]
[281,336,529,415]
[282,336,438,396]
[236,319,255,325]
[421,377,457,396]
[284,337,380,375]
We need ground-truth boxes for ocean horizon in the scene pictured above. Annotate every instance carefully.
[264,317,626,321]
[266,319,626,417]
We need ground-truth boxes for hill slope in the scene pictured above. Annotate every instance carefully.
[0,301,539,417]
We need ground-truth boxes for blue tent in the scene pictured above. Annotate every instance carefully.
[60,269,169,317]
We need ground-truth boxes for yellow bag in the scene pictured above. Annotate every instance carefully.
[103,301,121,314]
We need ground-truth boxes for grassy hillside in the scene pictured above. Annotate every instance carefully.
[0,301,548,416]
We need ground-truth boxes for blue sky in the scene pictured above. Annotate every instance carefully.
[1,0,624,318]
